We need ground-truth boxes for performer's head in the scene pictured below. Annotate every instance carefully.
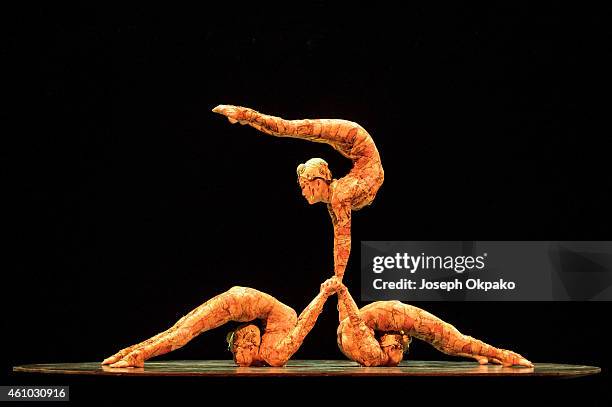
[296,158,332,204]
[227,323,263,366]
[379,332,411,366]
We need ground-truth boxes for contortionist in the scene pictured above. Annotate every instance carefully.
[213,104,384,280]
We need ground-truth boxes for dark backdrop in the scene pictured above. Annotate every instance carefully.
[5,3,611,404]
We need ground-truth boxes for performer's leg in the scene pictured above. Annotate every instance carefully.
[102,286,260,367]
[408,306,533,367]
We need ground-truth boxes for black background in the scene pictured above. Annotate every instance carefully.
[5,3,611,405]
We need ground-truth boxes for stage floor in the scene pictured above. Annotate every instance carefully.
[13,360,600,378]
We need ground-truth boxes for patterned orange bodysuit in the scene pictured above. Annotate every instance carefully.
[102,285,335,368]
[336,284,533,367]
[213,105,384,279]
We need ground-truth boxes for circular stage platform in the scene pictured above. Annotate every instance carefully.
[13,360,601,378]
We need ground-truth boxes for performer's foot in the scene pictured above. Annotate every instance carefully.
[102,345,136,366]
[107,349,146,368]
[212,105,247,124]
[473,350,533,367]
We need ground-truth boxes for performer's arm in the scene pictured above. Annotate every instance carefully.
[270,278,340,364]
[337,283,361,325]
[328,201,351,280]
[336,284,389,367]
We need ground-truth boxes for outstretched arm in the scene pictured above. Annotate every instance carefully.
[267,277,340,365]
[212,104,364,160]
[328,201,351,280]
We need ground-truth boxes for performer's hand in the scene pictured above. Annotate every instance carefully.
[212,104,248,124]
[320,276,342,296]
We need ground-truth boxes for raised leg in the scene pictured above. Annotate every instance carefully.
[102,286,261,367]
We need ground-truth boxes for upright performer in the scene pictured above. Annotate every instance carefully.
[213,105,384,280]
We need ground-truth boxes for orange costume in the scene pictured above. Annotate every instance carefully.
[102,279,340,368]
[213,105,384,280]
[335,283,533,367]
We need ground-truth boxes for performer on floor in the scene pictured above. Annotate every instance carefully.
[102,278,340,367]
[334,281,533,367]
